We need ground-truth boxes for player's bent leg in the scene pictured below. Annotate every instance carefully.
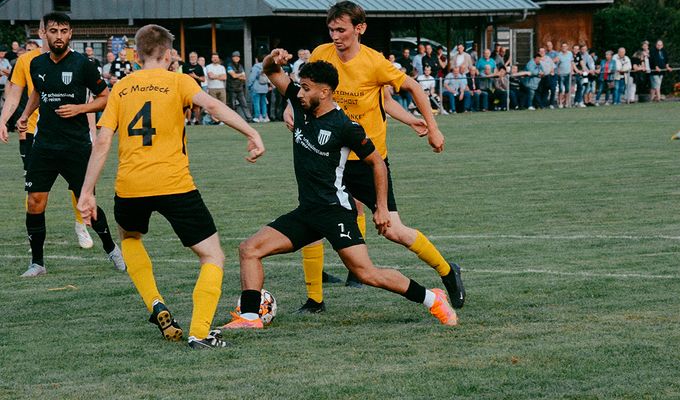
[223,227,294,329]
[22,192,49,277]
[70,190,93,249]
[188,233,225,340]
[384,211,466,309]
[301,240,325,302]
[88,206,125,271]
[344,202,366,288]
[336,245,457,326]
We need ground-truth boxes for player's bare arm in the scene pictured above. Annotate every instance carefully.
[362,150,390,236]
[382,87,428,137]
[77,126,116,225]
[17,89,41,135]
[262,48,293,94]
[400,76,445,153]
[55,87,110,119]
[192,91,265,163]
[0,83,25,143]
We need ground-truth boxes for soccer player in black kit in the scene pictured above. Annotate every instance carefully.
[221,50,457,329]
[16,12,125,277]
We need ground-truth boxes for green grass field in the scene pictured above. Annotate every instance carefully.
[1,103,680,399]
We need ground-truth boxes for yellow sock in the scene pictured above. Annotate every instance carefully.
[301,242,324,303]
[70,191,84,224]
[122,238,163,312]
[357,213,367,238]
[189,263,223,339]
[408,230,451,277]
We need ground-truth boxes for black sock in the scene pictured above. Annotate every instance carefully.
[90,207,115,253]
[240,290,261,314]
[19,139,27,170]
[402,279,427,304]
[26,212,46,266]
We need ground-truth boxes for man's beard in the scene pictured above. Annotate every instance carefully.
[304,96,320,113]
[49,41,68,56]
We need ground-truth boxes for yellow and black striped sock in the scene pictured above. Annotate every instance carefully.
[301,242,324,303]
[122,237,163,312]
[408,230,451,277]
[70,191,84,224]
[189,263,223,339]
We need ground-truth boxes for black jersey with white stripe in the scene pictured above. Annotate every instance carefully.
[30,50,107,149]
[285,81,375,210]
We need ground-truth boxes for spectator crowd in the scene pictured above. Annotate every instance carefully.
[1,37,675,125]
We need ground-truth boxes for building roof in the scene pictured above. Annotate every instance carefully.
[0,0,539,21]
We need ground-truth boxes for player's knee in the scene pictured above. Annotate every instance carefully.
[238,239,262,261]
[353,267,380,287]
[26,195,46,213]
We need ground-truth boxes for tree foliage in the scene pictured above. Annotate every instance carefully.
[0,22,26,48]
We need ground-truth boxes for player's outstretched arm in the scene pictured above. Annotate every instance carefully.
[262,49,293,95]
[56,88,110,119]
[362,151,391,236]
[0,83,25,143]
[78,126,116,226]
[400,77,445,153]
[192,91,265,163]
[382,87,428,137]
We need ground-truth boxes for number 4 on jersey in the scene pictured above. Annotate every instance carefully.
[128,101,156,146]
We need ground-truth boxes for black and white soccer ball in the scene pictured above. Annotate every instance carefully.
[236,289,277,326]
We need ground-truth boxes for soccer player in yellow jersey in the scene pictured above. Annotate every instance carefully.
[0,21,94,250]
[296,1,465,313]
[77,24,265,349]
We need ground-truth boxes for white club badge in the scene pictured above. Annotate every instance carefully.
[318,129,331,146]
[61,71,73,85]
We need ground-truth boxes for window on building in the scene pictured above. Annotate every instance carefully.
[53,0,71,12]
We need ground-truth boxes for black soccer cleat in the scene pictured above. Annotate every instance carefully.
[322,271,343,284]
[188,329,230,350]
[441,262,465,309]
[296,298,326,314]
[148,300,183,341]
[345,271,363,288]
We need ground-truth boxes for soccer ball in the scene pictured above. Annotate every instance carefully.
[236,289,277,326]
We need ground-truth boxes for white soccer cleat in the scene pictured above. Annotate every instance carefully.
[75,221,94,249]
[671,131,680,141]
[107,245,127,271]
[21,263,47,277]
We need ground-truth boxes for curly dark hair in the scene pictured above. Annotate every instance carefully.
[298,61,339,91]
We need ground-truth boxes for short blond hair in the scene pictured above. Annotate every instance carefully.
[135,24,174,63]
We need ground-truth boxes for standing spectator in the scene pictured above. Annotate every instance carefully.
[475,49,497,75]
[479,64,496,101]
[84,46,101,71]
[572,44,585,107]
[183,51,206,124]
[538,47,556,109]
[413,43,426,76]
[443,65,470,113]
[388,54,402,71]
[435,46,448,78]
[101,52,116,86]
[5,41,20,62]
[396,47,413,77]
[493,66,510,110]
[556,42,574,108]
[467,66,488,111]
[226,50,253,122]
[524,53,544,110]
[290,49,310,82]
[451,43,474,71]
[649,40,672,102]
[247,54,270,123]
[0,46,11,104]
[631,42,650,102]
[197,56,208,92]
[596,50,616,106]
[206,52,227,104]
[580,45,596,106]
[509,65,529,109]
[416,65,442,113]
[110,48,132,81]
[470,43,479,64]
[421,44,440,77]
[613,47,631,104]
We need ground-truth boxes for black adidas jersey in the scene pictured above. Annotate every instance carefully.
[30,50,107,149]
[285,81,375,209]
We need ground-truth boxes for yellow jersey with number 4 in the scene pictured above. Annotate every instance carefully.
[310,43,406,160]
[98,68,201,198]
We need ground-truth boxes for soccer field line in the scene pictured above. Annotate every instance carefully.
[4,233,680,247]
[1,254,678,280]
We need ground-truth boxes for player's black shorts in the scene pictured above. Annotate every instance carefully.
[268,204,365,251]
[114,190,217,247]
[24,144,90,195]
[344,157,397,212]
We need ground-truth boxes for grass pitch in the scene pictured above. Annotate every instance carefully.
[1,103,680,399]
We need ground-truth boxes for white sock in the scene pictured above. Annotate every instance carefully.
[423,290,436,308]
[240,312,259,321]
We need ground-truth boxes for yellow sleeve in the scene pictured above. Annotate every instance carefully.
[373,52,407,92]
[97,86,120,131]
[179,74,202,108]
[10,56,27,88]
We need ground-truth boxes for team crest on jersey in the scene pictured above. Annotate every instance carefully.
[318,129,331,146]
[62,71,73,85]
